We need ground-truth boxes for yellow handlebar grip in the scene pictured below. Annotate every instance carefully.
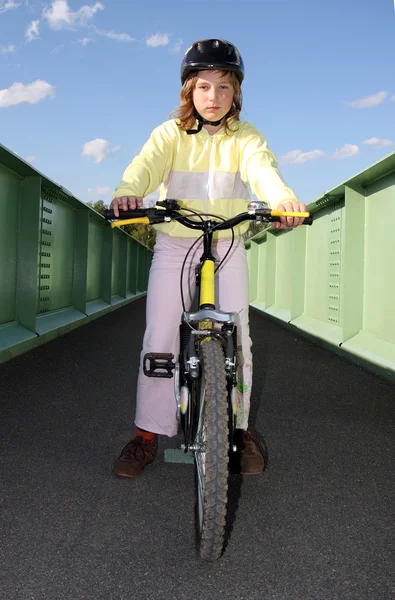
[271,210,310,218]
[111,217,150,228]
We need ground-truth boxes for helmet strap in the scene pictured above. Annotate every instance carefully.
[186,109,230,135]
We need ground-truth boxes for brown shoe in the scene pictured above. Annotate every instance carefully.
[240,430,265,475]
[230,430,265,475]
[113,436,157,478]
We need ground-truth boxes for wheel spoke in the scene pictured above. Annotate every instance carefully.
[195,377,206,532]
[195,449,205,530]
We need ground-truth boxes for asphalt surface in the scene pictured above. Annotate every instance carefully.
[1,298,394,600]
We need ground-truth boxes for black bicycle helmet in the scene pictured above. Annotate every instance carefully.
[181,39,244,84]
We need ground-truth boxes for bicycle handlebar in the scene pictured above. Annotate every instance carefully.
[103,200,313,230]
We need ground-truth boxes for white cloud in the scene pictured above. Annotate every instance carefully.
[362,137,393,148]
[92,28,133,42]
[332,144,360,160]
[0,44,16,54]
[26,20,40,42]
[0,80,55,108]
[81,139,120,163]
[88,185,111,197]
[146,33,169,47]
[0,1,21,14]
[170,39,183,54]
[348,91,387,109]
[77,37,93,46]
[41,3,132,44]
[280,148,326,165]
[392,95,395,102]
[43,0,104,30]
[26,155,36,163]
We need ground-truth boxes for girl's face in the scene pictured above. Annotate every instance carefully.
[192,70,234,122]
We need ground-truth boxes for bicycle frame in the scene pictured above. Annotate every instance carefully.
[178,222,238,452]
[199,227,216,308]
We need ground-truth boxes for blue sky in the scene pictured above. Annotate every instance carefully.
[1,0,394,206]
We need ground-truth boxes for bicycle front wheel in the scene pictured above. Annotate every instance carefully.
[194,338,229,561]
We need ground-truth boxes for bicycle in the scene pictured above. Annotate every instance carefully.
[105,199,312,561]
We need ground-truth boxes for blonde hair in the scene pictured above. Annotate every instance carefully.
[171,70,242,134]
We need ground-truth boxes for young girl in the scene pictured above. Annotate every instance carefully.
[111,39,306,478]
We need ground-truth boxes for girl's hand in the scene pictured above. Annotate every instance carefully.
[273,200,307,229]
[110,196,143,217]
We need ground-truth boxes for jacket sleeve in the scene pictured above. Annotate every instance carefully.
[113,123,174,199]
[239,123,298,208]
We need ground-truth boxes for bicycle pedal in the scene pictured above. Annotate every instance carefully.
[143,353,175,378]
[164,449,194,464]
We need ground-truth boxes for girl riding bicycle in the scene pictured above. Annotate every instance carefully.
[111,38,306,478]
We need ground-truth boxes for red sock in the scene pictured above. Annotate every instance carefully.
[136,427,155,442]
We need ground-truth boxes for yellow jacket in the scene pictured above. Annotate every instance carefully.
[113,119,298,238]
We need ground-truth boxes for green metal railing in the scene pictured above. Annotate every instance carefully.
[2,139,395,379]
[0,144,152,363]
[246,151,395,381]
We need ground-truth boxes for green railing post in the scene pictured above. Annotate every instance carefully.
[341,185,365,341]
[101,225,113,305]
[16,176,41,332]
[128,240,138,295]
[117,234,128,299]
[72,208,89,314]
[290,225,307,322]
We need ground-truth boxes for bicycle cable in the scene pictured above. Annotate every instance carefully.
[167,207,207,314]
[186,212,236,273]
[173,210,231,313]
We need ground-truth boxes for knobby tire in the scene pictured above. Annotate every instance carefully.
[194,338,229,562]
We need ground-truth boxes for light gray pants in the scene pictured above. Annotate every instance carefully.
[135,232,252,437]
